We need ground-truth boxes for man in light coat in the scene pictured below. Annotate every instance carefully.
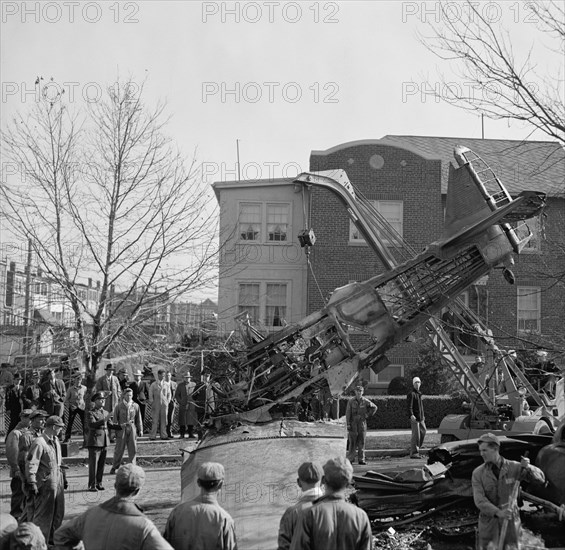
[24,415,66,545]
[63,373,87,444]
[174,371,198,438]
[95,364,122,442]
[407,376,426,459]
[278,462,324,550]
[54,464,173,550]
[148,369,171,440]
[5,408,32,519]
[110,388,143,474]
[472,432,546,550]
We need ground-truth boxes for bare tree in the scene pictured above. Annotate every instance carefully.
[1,79,218,388]
[421,0,564,146]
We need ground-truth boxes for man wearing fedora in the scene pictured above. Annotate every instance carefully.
[39,369,66,418]
[130,369,149,436]
[174,371,198,439]
[25,415,67,545]
[95,364,122,442]
[86,392,112,492]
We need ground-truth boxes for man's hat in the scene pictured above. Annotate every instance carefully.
[354,384,364,390]
[323,457,353,487]
[115,463,146,492]
[124,387,133,394]
[118,367,127,374]
[45,415,64,428]
[133,370,143,377]
[105,364,114,371]
[183,372,191,378]
[21,408,33,418]
[297,462,323,483]
[13,372,21,379]
[478,433,500,447]
[197,462,225,481]
[413,376,421,384]
[91,391,106,402]
[29,409,49,419]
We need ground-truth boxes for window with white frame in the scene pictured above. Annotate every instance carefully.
[239,203,261,241]
[267,204,288,242]
[371,364,404,385]
[237,281,289,328]
[238,202,290,243]
[517,286,541,333]
[521,215,541,253]
[349,200,403,244]
[266,283,287,326]
[238,283,260,324]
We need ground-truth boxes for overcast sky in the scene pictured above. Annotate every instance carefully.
[1,1,558,299]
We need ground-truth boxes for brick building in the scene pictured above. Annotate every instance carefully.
[215,136,565,391]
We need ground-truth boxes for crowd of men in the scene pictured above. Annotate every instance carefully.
[4,363,201,445]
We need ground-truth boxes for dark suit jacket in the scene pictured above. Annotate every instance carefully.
[40,378,66,415]
[130,380,149,404]
[86,407,110,448]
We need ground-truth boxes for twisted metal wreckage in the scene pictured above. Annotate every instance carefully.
[181,146,564,549]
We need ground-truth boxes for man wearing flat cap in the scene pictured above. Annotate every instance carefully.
[345,383,377,465]
[407,376,426,459]
[472,432,545,549]
[95,364,122,443]
[290,457,372,550]
[24,415,66,545]
[164,462,237,550]
[55,464,173,550]
[110,387,143,474]
[5,409,32,519]
[86,392,112,492]
[18,409,48,521]
[278,462,324,550]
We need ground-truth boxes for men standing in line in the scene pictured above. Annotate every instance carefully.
[23,371,42,410]
[39,369,66,418]
[18,409,49,521]
[278,462,324,550]
[95,364,122,442]
[6,373,24,433]
[174,371,197,439]
[163,462,237,550]
[289,457,372,550]
[130,369,150,436]
[24,415,67,545]
[86,392,111,492]
[407,376,426,459]
[5,408,32,519]
[472,433,545,550]
[54,464,173,550]
[148,369,171,440]
[63,373,87,444]
[165,371,177,438]
[346,384,377,465]
[110,387,143,474]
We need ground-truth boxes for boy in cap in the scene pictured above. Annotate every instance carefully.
[472,433,545,550]
[164,462,237,550]
[278,462,324,550]
[5,408,32,519]
[110,387,143,474]
[407,376,426,458]
[345,383,377,465]
[54,464,173,550]
[25,415,66,545]
[86,392,112,492]
[290,457,372,550]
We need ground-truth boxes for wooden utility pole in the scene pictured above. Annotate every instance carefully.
[23,238,33,356]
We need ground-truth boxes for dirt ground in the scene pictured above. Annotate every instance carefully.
[1,440,563,549]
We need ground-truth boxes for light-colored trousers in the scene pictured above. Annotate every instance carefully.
[112,424,138,468]
[410,418,427,455]
[150,401,169,439]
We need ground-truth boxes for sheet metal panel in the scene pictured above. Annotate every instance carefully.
[181,420,346,550]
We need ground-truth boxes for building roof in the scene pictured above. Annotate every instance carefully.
[312,136,565,197]
[212,177,295,201]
